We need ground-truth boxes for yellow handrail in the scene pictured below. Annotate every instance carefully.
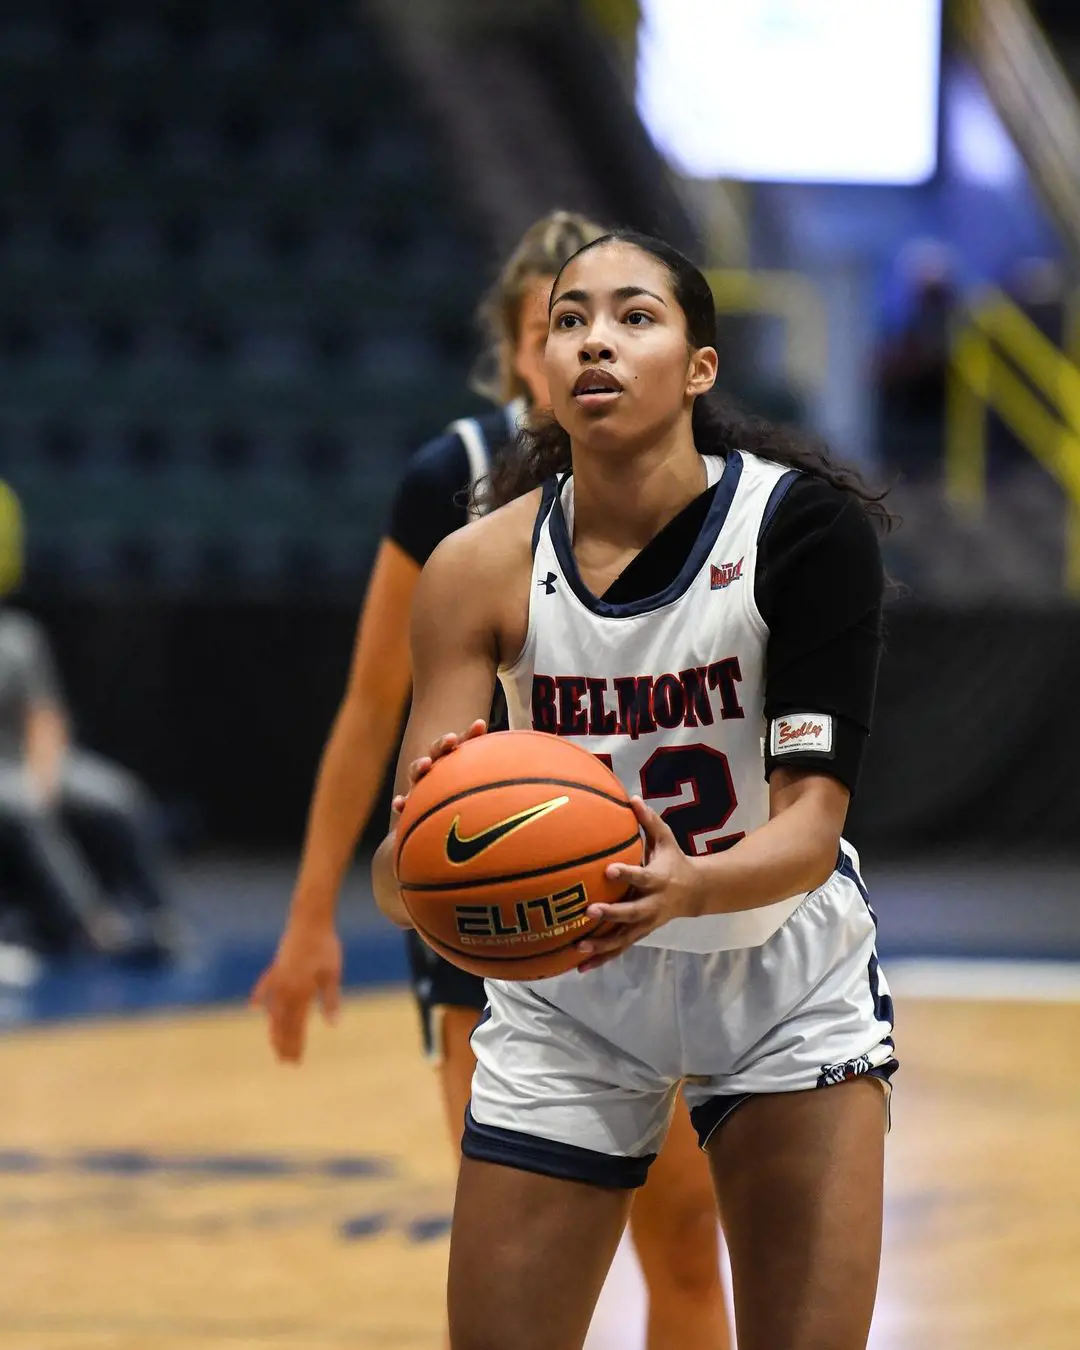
[946,288,1080,593]
[704,269,828,394]
[0,480,24,597]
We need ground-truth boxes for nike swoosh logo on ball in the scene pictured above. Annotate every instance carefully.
[445,796,570,865]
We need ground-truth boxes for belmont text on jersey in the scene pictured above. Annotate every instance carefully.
[531,660,745,740]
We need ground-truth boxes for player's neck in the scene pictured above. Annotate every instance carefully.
[569,426,707,549]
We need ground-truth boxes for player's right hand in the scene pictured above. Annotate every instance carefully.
[250,918,343,1063]
[390,719,487,821]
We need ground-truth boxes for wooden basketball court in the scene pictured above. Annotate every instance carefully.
[1,988,1077,1349]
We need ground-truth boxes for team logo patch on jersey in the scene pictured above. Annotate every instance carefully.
[769,713,834,758]
[710,557,744,590]
[817,1055,874,1088]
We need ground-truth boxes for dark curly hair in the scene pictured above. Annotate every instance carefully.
[483,229,894,532]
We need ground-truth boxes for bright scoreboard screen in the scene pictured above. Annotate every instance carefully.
[637,0,942,184]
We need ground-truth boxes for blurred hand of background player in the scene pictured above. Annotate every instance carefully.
[577,797,704,972]
[251,919,343,1062]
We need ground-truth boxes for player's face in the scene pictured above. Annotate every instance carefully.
[546,242,716,451]
[510,274,555,408]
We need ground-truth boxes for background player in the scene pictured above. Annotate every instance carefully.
[370,230,896,1350]
[254,213,733,1349]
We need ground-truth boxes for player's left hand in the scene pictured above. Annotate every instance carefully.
[575,797,703,973]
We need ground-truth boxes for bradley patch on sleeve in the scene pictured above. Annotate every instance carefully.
[769,713,835,758]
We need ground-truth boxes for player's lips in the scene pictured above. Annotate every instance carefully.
[572,368,623,400]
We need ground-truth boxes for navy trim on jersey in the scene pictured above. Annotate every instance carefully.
[462,1105,656,1189]
[758,468,801,540]
[548,451,745,617]
[532,478,559,558]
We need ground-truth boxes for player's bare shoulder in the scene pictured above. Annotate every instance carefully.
[414,488,542,659]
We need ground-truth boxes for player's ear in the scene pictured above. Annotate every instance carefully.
[686,344,718,400]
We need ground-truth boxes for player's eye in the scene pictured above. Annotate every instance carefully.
[625,310,653,326]
[554,312,583,330]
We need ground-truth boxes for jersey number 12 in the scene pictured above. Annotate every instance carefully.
[594,744,743,856]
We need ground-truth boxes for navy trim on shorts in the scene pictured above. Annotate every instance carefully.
[690,1060,898,1151]
[404,931,487,1056]
[689,1093,753,1148]
[838,852,896,1040]
[462,1106,656,1189]
[690,854,899,1149]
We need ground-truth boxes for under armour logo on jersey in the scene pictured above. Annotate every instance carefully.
[538,572,558,594]
[710,557,744,590]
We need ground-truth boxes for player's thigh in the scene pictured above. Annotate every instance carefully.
[707,1077,888,1350]
[449,1156,631,1350]
[437,1005,481,1147]
[629,1089,720,1292]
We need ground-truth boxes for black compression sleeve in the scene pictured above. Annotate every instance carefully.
[756,477,884,793]
[386,434,471,566]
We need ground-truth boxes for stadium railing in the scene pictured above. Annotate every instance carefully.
[947,287,1080,594]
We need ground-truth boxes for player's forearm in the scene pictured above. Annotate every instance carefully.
[290,695,405,925]
[694,795,842,915]
[371,834,410,927]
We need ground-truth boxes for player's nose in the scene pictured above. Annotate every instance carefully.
[577,330,616,364]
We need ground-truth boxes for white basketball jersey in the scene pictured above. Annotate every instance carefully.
[499,451,805,953]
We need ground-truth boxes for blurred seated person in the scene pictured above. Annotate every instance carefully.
[0,607,178,963]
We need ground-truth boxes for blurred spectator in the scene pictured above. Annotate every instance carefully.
[0,607,179,965]
[878,240,957,479]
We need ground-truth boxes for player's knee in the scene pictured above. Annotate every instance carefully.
[632,1197,722,1298]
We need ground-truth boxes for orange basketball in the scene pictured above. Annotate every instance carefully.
[395,731,642,980]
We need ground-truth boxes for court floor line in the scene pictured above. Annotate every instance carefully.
[887,957,1080,1002]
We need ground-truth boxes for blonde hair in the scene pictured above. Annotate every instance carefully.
[472,210,606,405]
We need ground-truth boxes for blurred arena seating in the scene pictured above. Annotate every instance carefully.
[0,0,485,595]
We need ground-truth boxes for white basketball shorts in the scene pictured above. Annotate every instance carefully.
[463,849,896,1188]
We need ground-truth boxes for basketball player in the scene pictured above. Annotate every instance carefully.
[369,231,897,1350]
[253,214,733,1348]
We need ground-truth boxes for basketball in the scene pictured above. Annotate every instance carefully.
[395,731,642,980]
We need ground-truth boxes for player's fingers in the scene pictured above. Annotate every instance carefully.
[576,923,654,972]
[318,974,342,1026]
[391,793,407,814]
[581,896,659,931]
[407,755,433,784]
[462,719,487,741]
[575,949,623,974]
[629,796,674,850]
[249,968,272,1009]
[602,861,656,892]
[427,731,460,761]
[270,1002,308,1062]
